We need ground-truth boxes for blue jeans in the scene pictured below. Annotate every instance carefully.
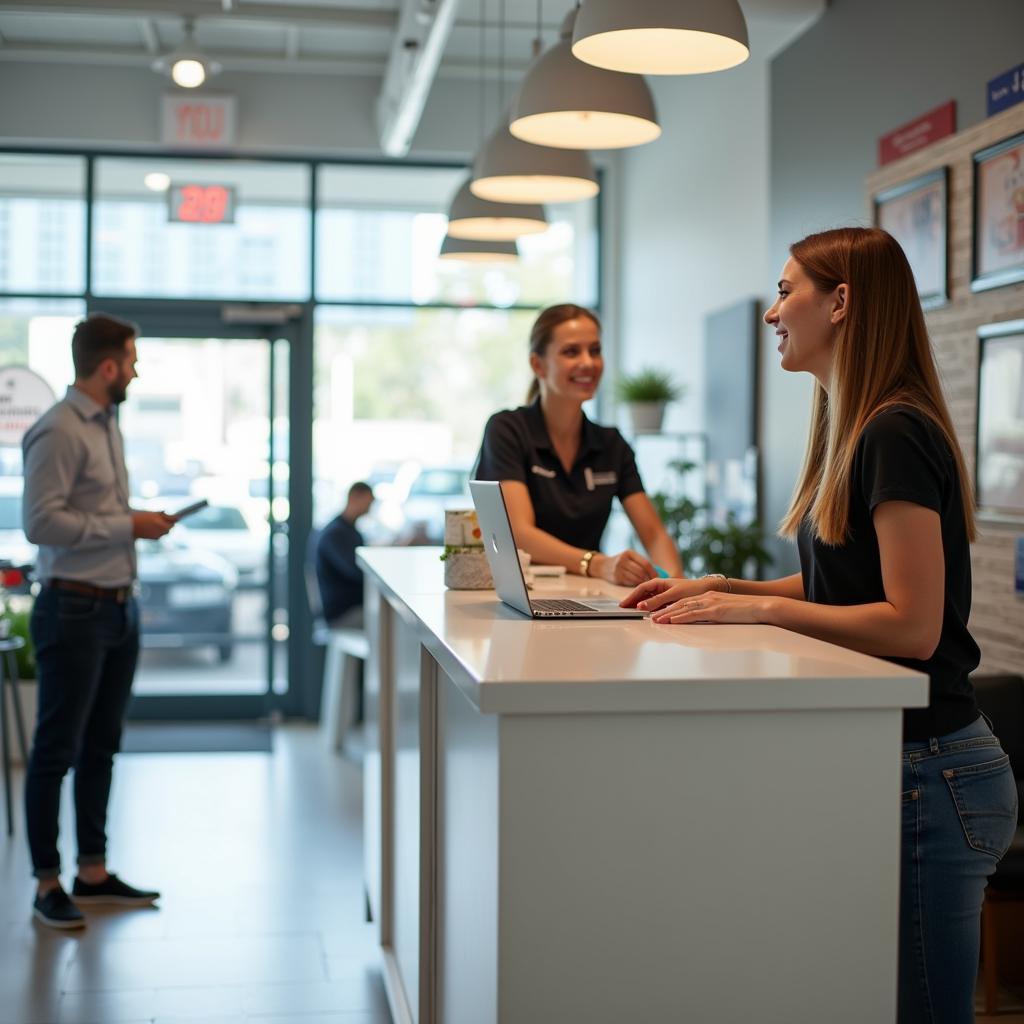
[25,588,139,880]
[899,715,1018,1023]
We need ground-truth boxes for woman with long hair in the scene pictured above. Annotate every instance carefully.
[473,303,682,585]
[622,227,1017,1021]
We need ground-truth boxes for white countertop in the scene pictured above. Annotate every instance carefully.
[358,547,929,715]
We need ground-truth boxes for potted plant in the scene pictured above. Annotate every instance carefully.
[615,368,683,434]
[1,598,36,767]
[651,459,773,580]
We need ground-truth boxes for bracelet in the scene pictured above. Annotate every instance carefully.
[701,572,732,593]
[579,550,597,577]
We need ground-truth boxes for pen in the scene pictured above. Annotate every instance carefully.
[653,564,669,578]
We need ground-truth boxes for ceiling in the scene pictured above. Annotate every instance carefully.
[0,0,824,82]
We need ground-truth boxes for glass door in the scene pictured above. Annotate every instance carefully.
[89,300,296,719]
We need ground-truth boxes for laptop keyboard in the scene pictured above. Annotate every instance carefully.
[532,599,595,613]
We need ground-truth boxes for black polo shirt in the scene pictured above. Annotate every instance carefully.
[473,399,645,551]
[797,406,980,742]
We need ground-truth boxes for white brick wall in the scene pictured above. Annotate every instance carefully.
[866,105,1024,675]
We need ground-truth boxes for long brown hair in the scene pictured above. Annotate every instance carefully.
[525,303,601,403]
[779,227,976,544]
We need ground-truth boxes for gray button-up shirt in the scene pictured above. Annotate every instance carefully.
[22,386,135,587]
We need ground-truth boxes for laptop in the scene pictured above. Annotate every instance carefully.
[469,480,647,619]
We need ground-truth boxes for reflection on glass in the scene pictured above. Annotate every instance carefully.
[315,164,597,307]
[312,306,536,543]
[120,336,274,696]
[0,154,86,294]
[92,157,310,300]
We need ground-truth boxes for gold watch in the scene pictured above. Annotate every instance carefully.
[579,550,597,577]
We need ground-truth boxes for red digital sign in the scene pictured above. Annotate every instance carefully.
[168,183,236,224]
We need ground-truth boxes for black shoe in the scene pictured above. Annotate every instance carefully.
[33,887,86,929]
[71,873,160,906]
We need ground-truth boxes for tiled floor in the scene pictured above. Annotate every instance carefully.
[0,725,391,1024]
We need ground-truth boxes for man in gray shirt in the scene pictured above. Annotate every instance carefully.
[22,312,176,929]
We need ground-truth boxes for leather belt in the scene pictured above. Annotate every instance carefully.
[47,578,132,604]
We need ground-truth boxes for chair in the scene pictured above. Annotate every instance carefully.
[972,672,1024,1014]
[0,634,28,836]
[304,561,368,753]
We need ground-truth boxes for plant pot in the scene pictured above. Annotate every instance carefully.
[628,401,666,434]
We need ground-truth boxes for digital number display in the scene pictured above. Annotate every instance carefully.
[167,183,236,224]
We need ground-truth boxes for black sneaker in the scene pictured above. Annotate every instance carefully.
[33,887,86,929]
[71,873,160,906]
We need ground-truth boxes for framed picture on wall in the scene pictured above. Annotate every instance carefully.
[976,319,1024,519]
[973,132,1024,292]
[874,168,948,309]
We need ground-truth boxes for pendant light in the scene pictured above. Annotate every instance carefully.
[469,0,599,204]
[509,7,660,150]
[571,0,749,76]
[471,127,598,203]
[447,178,547,240]
[439,235,519,262]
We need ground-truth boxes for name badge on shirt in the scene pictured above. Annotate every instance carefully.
[531,464,556,479]
[584,468,618,491]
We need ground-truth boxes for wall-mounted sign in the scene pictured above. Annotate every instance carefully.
[988,63,1024,117]
[167,183,236,224]
[0,366,57,447]
[878,101,956,166]
[160,94,237,149]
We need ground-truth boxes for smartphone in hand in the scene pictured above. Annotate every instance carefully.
[171,499,209,522]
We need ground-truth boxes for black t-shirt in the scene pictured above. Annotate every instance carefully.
[797,406,980,741]
[473,399,645,551]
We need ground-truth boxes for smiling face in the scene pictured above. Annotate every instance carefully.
[530,316,603,403]
[763,257,847,385]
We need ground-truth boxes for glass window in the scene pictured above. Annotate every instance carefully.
[92,157,311,300]
[312,304,537,537]
[315,165,598,308]
[0,154,86,295]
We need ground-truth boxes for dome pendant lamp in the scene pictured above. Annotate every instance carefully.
[471,124,599,204]
[509,9,660,150]
[446,178,547,241]
[571,0,750,76]
[439,235,519,262]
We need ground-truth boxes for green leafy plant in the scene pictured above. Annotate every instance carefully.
[615,368,683,404]
[651,459,773,580]
[2,603,36,680]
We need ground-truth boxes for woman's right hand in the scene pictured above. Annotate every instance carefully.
[592,549,656,587]
[620,576,719,610]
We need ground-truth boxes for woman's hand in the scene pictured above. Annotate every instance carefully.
[647,590,770,625]
[591,549,656,587]
[620,577,710,609]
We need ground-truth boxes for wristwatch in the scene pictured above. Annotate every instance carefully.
[579,550,597,577]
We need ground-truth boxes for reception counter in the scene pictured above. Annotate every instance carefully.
[356,547,928,1024]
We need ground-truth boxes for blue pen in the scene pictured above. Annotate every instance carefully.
[653,564,669,578]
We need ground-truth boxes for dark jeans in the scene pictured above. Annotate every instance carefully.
[25,588,139,880]
[899,715,1019,1023]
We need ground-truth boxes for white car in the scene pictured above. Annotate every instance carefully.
[174,503,269,588]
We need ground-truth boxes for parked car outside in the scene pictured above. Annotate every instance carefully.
[396,464,472,544]
[171,502,269,588]
[136,536,238,662]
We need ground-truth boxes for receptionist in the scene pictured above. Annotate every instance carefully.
[473,303,683,586]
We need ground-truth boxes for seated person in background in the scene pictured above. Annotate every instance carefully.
[314,481,374,628]
[474,303,683,586]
